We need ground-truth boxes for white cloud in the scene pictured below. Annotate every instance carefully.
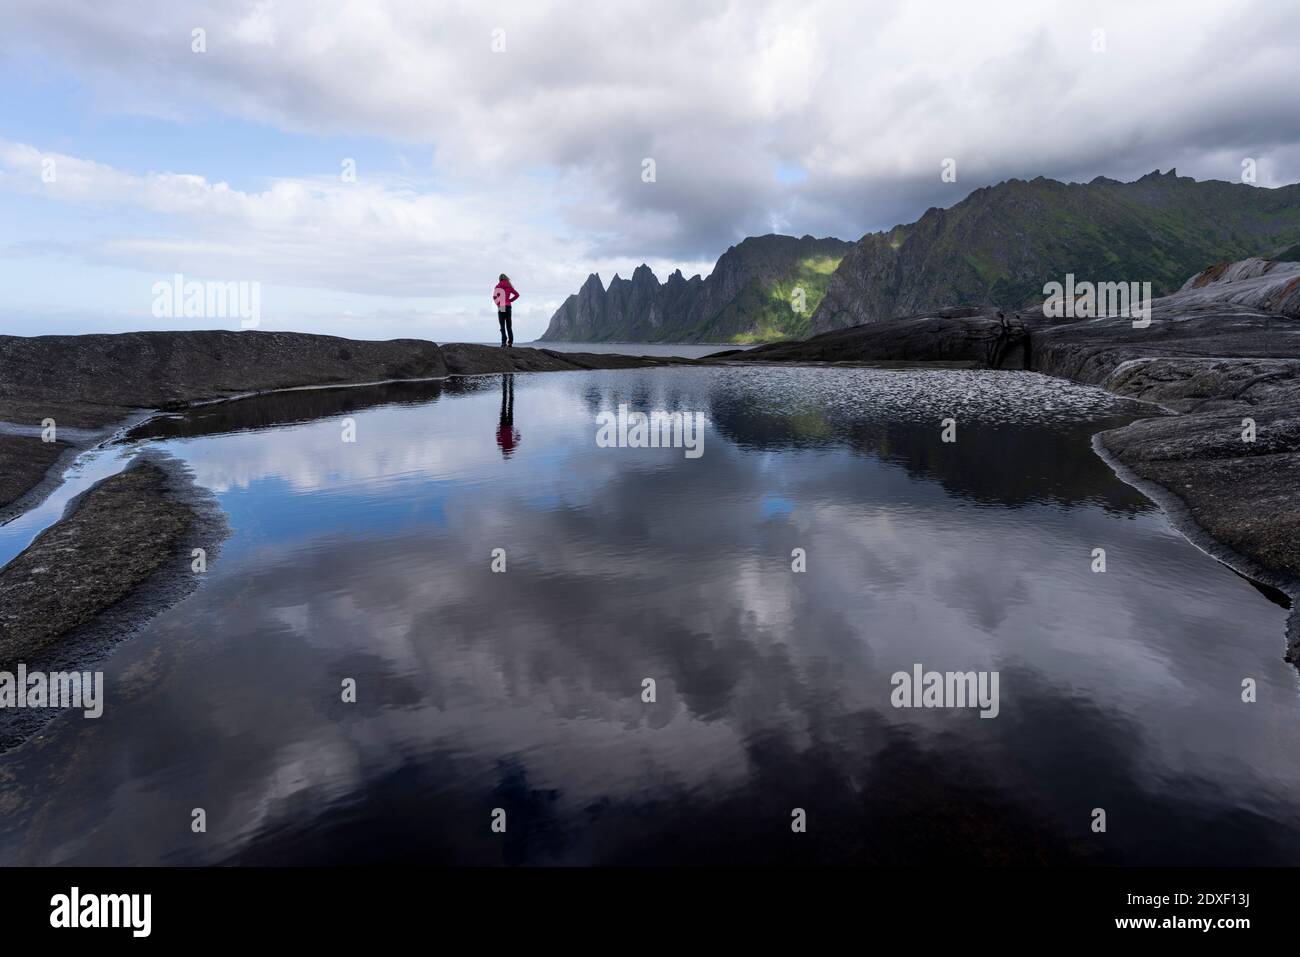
[0,139,713,336]
[232,1,277,47]
[2,0,1300,337]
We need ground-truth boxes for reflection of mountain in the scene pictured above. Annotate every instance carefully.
[9,367,1294,866]
[2,366,1293,865]
[124,366,1157,512]
[536,367,1161,510]
[672,367,1159,510]
[707,396,1155,512]
[123,377,491,442]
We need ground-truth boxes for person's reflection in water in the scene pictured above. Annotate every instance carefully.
[495,374,520,459]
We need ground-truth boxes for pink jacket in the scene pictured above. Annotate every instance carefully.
[493,280,520,311]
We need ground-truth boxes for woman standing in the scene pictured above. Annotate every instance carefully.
[492,273,520,346]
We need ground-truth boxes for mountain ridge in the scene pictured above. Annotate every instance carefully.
[809,169,1300,332]
[539,233,851,343]
[543,171,1300,343]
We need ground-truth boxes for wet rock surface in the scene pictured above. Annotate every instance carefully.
[0,434,71,524]
[1098,408,1300,582]
[0,453,227,753]
[0,458,196,669]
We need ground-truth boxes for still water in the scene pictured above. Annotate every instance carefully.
[1,366,1297,865]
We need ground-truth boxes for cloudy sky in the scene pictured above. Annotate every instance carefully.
[2,0,1298,342]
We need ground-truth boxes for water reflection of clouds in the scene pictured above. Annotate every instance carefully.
[2,368,1297,865]
[162,372,1296,784]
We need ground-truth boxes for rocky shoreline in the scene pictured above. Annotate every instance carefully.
[713,258,1300,658]
[0,334,699,705]
[0,332,696,518]
[0,457,194,668]
[0,453,228,752]
[1,259,1297,682]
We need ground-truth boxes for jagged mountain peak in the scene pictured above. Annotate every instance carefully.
[544,171,1300,345]
[540,233,851,344]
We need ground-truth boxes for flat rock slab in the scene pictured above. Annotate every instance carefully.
[0,330,449,414]
[1099,357,1300,413]
[1031,308,1300,386]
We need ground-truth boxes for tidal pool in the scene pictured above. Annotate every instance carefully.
[1,366,1296,865]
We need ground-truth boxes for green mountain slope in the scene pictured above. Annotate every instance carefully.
[695,254,842,342]
[539,235,849,343]
[544,170,1300,343]
[810,169,1300,332]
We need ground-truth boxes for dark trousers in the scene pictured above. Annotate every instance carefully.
[498,307,513,345]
